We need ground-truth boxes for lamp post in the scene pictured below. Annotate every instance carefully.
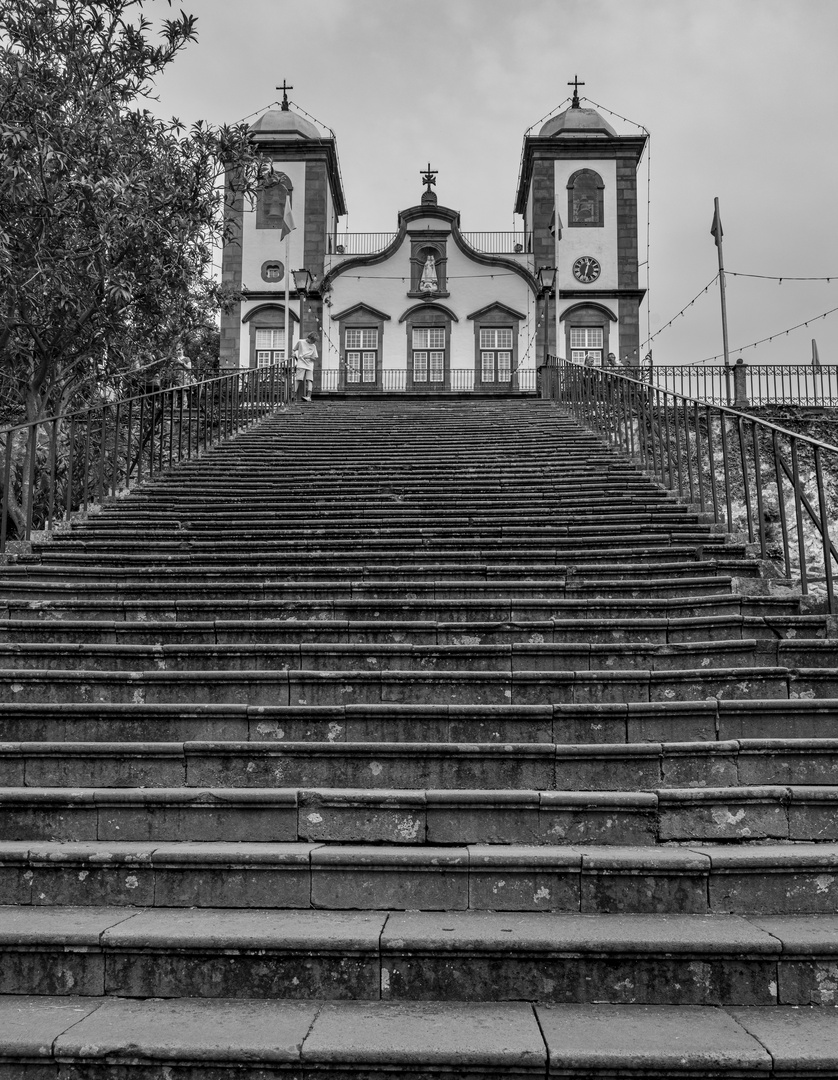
[537,267,557,365]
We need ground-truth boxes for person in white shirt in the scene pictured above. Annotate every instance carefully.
[292,333,318,402]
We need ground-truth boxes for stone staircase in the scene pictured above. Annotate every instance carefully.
[0,397,837,1077]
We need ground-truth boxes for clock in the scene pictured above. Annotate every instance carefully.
[572,256,601,284]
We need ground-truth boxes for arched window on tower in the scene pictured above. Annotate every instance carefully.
[567,169,604,227]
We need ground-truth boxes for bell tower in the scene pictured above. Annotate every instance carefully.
[515,82,646,367]
[220,87,346,371]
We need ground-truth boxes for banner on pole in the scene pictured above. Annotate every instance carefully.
[710,205,723,247]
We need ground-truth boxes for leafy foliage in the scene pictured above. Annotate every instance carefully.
[0,0,263,426]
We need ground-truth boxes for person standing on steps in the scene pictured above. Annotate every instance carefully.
[292,332,318,403]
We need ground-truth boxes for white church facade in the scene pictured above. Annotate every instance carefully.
[220,83,647,392]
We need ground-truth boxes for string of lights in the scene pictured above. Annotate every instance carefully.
[642,276,719,347]
[522,96,573,139]
[690,304,838,365]
[581,97,653,357]
[726,272,837,283]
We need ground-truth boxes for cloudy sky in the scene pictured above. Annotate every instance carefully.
[144,0,838,368]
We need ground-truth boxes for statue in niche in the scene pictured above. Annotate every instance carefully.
[419,254,439,293]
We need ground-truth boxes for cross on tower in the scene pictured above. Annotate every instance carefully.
[421,162,438,194]
[277,80,293,111]
[568,75,585,108]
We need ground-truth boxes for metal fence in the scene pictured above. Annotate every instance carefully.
[0,365,291,554]
[330,233,398,256]
[320,368,537,393]
[328,231,530,256]
[459,232,529,254]
[541,359,838,613]
[649,364,838,407]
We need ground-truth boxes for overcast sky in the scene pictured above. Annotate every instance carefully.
[144,0,838,368]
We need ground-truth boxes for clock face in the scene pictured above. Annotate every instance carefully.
[572,256,601,284]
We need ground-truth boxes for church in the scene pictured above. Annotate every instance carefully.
[219,81,647,392]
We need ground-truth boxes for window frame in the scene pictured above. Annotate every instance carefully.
[567,168,605,229]
[470,309,521,392]
[405,313,451,391]
[245,306,299,369]
[339,312,386,391]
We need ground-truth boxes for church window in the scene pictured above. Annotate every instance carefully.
[479,327,513,383]
[570,327,603,365]
[346,327,379,383]
[412,327,445,383]
[261,260,284,283]
[567,169,604,227]
[255,328,285,367]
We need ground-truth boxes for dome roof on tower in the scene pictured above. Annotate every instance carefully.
[251,108,321,141]
[539,105,616,138]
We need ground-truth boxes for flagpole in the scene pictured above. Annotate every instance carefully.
[712,196,732,403]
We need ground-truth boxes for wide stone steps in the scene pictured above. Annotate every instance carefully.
[2,841,838,915]
[0,397,836,1074]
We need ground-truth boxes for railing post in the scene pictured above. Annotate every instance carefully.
[733,358,751,408]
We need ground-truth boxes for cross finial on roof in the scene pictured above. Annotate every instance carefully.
[568,75,585,108]
[421,162,438,194]
[277,80,293,111]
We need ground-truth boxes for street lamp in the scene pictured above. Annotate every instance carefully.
[292,268,313,296]
[537,266,557,367]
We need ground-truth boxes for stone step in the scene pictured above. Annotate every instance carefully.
[82,505,696,526]
[0,636,802,672]
[0,614,825,646]
[0,737,836,791]
[36,536,735,558]
[0,663,802,706]
[27,547,745,570]
[0,786,834,844]
[1,699,835,745]
[0,592,805,623]
[0,905,834,1006]
[3,997,834,1080]
[1,841,836,915]
[0,576,740,602]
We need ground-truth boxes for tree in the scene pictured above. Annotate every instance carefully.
[0,0,263,427]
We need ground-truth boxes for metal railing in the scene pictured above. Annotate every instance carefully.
[320,368,537,393]
[649,364,838,407]
[459,232,530,254]
[328,231,531,256]
[329,233,398,256]
[541,358,838,613]
[0,364,291,554]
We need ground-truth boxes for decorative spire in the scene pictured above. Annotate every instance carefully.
[277,80,293,112]
[567,75,585,109]
[420,162,438,206]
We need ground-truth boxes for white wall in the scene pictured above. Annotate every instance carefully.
[324,230,538,375]
[240,160,307,295]
[553,158,618,290]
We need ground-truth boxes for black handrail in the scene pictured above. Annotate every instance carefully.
[0,364,292,554]
[540,358,838,613]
